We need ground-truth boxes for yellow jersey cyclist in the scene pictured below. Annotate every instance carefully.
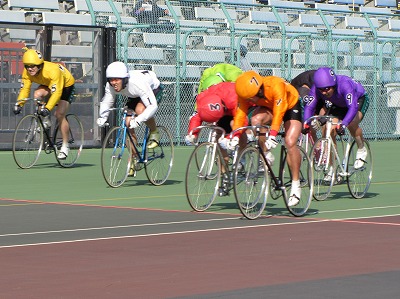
[13,48,76,160]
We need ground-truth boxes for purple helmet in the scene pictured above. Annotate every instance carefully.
[314,67,337,88]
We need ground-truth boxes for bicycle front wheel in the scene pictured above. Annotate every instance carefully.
[283,146,313,217]
[101,126,132,188]
[234,146,269,220]
[185,142,221,212]
[12,114,43,169]
[54,114,84,168]
[347,140,373,199]
[310,138,335,201]
[145,126,174,186]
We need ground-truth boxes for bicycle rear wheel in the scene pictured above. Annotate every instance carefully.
[283,146,313,217]
[234,146,269,220]
[12,114,43,169]
[347,140,373,199]
[54,114,84,168]
[101,126,132,188]
[145,126,174,186]
[185,142,221,212]
[310,138,335,201]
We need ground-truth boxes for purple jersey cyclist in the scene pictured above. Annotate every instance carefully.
[303,67,369,170]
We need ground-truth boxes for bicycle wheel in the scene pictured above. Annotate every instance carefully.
[12,114,43,169]
[310,138,335,201]
[234,146,269,220]
[101,126,132,188]
[282,146,313,217]
[347,140,373,199]
[54,114,84,168]
[145,126,174,186]
[185,142,221,212]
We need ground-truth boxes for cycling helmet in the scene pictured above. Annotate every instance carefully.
[235,70,262,99]
[22,49,44,65]
[314,67,337,88]
[106,61,130,78]
[202,75,224,90]
[197,94,224,123]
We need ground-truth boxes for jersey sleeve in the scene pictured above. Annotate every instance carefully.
[339,81,359,126]
[44,67,65,111]
[302,86,318,123]
[268,81,289,133]
[17,70,32,102]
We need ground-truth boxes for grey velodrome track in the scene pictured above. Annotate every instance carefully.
[0,141,399,298]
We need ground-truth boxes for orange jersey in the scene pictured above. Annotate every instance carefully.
[233,76,299,132]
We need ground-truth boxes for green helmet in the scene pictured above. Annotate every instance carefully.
[202,74,224,90]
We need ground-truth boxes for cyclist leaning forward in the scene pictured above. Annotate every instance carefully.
[233,70,303,207]
[13,48,76,160]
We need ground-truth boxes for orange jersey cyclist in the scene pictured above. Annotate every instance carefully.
[14,48,76,160]
[234,70,303,207]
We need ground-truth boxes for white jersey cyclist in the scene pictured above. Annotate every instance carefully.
[98,68,161,125]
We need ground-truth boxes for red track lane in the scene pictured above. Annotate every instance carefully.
[0,217,399,298]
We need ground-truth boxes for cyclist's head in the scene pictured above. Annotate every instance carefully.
[23,49,44,72]
[314,67,337,89]
[235,70,262,99]
[202,75,224,90]
[197,94,224,123]
[106,61,130,88]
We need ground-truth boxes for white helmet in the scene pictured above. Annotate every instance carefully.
[106,61,130,78]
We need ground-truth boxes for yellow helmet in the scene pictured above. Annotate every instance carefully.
[235,70,262,99]
[22,49,44,65]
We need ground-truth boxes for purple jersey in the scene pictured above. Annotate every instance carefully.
[303,75,365,126]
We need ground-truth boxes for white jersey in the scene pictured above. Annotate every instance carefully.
[99,70,161,123]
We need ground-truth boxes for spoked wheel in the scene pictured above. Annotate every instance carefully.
[185,142,221,212]
[347,140,373,199]
[145,126,174,186]
[12,114,43,169]
[310,138,335,201]
[54,114,84,168]
[101,126,132,188]
[233,146,269,220]
[283,146,313,217]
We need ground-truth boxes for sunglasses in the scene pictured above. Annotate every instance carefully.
[24,65,38,69]
[318,86,333,92]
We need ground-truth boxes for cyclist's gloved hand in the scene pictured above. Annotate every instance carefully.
[13,103,22,115]
[336,123,346,136]
[301,124,310,135]
[311,119,320,130]
[227,136,239,151]
[96,117,107,127]
[38,107,50,117]
[129,117,141,129]
[265,131,278,150]
[218,137,228,150]
[184,134,196,145]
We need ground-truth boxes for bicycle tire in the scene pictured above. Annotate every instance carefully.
[283,145,313,217]
[145,126,174,186]
[310,138,335,201]
[185,142,221,212]
[233,146,269,220]
[54,114,84,168]
[12,114,43,169]
[101,126,132,188]
[347,140,373,199]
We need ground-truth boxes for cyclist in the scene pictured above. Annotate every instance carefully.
[234,70,303,207]
[198,63,243,93]
[13,48,76,160]
[303,67,369,173]
[97,61,163,176]
[186,81,247,150]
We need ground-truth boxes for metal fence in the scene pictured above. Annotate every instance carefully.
[1,0,400,150]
